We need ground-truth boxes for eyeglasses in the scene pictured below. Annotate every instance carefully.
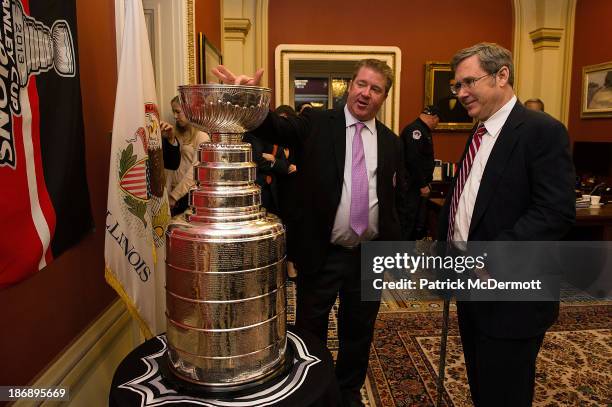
[450,72,496,95]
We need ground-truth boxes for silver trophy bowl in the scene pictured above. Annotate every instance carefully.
[166,84,289,393]
[178,84,271,137]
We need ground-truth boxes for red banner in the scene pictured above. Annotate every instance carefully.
[0,0,92,288]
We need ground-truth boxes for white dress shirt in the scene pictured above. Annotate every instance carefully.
[331,106,379,247]
[453,96,517,242]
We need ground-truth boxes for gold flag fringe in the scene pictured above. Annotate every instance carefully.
[105,265,154,340]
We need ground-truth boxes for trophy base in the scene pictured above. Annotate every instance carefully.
[159,343,295,399]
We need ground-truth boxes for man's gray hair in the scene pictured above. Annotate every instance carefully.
[451,43,514,87]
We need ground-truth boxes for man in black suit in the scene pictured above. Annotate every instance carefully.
[214,60,407,407]
[438,43,575,406]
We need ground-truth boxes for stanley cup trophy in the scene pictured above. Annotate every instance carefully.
[164,84,292,393]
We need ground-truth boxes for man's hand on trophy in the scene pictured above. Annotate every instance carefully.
[212,65,264,86]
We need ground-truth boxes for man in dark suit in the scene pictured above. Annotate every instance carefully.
[214,60,407,407]
[438,43,575,406]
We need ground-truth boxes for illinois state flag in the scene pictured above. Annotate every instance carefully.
[105,0,170,338]
[0,0,93,288]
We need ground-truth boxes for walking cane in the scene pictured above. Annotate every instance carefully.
[436,298,450,407]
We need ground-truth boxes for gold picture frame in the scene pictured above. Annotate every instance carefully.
[198,33,222,84]
[581,61,612,118]
[424,61,475,131]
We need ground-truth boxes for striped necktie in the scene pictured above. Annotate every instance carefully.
[447,124,486,242]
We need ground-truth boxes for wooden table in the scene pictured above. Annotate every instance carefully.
[574,204,612,240]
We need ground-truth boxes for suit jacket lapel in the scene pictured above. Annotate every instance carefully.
[375,120,385,194]
[331,109,347,188]
[469,102,525,236]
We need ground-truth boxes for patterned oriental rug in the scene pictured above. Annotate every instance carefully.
[286,282,612,406]
[368,302,611,407]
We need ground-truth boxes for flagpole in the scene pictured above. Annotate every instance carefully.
[436,298,450,407]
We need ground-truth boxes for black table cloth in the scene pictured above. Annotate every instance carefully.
[109,327,340,406]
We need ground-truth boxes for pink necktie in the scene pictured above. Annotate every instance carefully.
[447,124,486,241]
[350,122,369,236]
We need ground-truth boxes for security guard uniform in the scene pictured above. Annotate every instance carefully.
[400,113,435,239]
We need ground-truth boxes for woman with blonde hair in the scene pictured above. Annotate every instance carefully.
[161,96,210,216]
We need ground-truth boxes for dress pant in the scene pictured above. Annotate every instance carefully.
[403,188,428,240]
[413,196,429,239]
[457,302,545,407]
[296,244,380,401]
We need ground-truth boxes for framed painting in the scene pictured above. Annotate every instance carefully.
[581,61,612,118]
[424,61,475,131]
[198,33,222,84]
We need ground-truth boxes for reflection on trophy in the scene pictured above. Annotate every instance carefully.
[12,0,76,85]
[165,84,291,392]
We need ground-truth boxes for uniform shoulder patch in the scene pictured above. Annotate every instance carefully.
[412,130,422,140]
